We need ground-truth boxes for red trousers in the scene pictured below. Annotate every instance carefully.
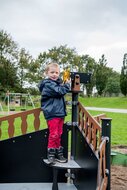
[47,118,64,149]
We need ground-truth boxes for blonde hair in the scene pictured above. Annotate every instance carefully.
[45,62,59,73]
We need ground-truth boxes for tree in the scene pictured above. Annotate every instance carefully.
[105,71,121,96]
[0,30,19,92]
[37,45,98,96]
[18,48,34,90]
[96,54,109,96]
[37,45,80,78]
[120,54,127,96]
[85,56,96,97]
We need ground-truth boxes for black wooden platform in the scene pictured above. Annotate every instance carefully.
[43,159,81,169]
[43,159,82,190]
[0,183,77,190]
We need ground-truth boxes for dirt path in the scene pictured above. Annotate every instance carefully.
[111,165,127,190]
[111,146,127,189]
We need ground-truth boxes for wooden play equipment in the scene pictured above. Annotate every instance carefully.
[0,72,111,190]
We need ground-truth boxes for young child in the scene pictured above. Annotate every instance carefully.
[39,62,70,164]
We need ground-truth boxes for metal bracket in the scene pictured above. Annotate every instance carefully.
[72,122,78,126]
[102,136,109,143]
[66,101,78,106]
[105,169,109,176]
[65,172,75,179]
[72,101,78,106]
[66,122,78,127]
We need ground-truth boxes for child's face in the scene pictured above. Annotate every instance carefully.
[47,66,60,80]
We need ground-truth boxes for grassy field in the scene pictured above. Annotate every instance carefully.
[0,96,127,146]
[79,96,127,109]
[79,96,127,146]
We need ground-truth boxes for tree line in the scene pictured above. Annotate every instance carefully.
[0,30,127,97]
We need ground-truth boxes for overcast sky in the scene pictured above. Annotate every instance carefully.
[1,0,127,72]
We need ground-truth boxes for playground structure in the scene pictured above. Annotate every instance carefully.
[4,92,35,113]
[0,72,111,190]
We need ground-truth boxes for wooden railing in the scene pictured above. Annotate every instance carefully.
[0,108,42,140]
[78,102,108,189]
[78,102,106,152]
[97,137,108,190]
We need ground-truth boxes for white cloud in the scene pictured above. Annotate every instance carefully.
[0,0,127,72]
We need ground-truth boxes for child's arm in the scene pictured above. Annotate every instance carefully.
[43,81,70,98]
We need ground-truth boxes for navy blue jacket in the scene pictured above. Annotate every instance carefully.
[38,78,70,120]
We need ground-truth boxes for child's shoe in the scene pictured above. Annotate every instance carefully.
[47,148,56,164]
[56,146,67,163]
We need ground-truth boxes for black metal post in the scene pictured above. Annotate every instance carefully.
[52,168,58,190]
[71,92,78,159]
[101,118,112,190]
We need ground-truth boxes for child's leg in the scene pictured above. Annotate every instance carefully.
[47,118,67,163]
[56,118,67,163]
[47,118,59,163]
[47,118,60,148]
[56,118,64,148]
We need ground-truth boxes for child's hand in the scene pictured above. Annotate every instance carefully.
[65,79,71,84]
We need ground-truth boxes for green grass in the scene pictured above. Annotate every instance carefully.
[1,105,35,111]
[79,96,127,109]
[0,110,71,141]
[88,110,127,146]
[0,112,47,140]
[79,96,127,146]
[0,96,127,146]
